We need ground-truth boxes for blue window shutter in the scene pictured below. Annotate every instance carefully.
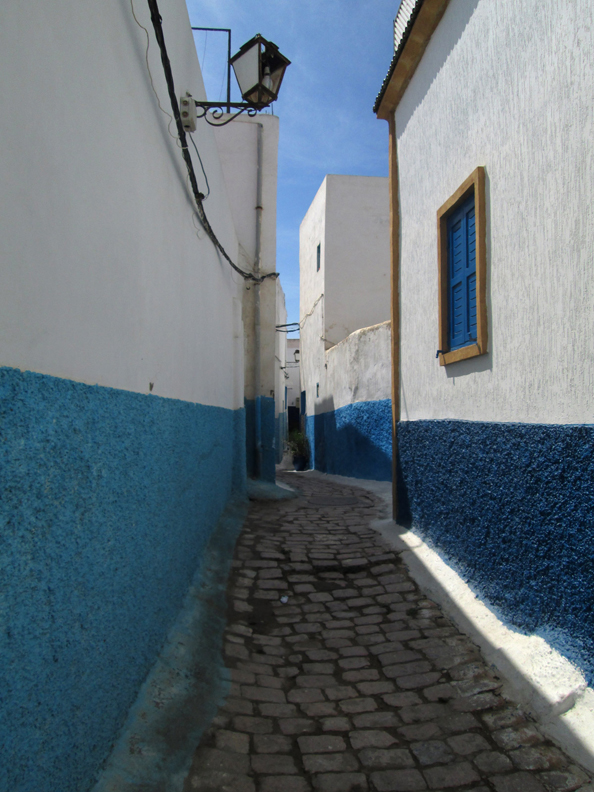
[447,194,476,349]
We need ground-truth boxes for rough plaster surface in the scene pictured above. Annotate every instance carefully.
[325,320,392,411]
[0,367,245,792]
[303,471,594,772]
[397,420,594,683]
[301,321,392,482]
[307,399,392,481]
[0,0,244,409]
[93,501,247,792]
[395,0,594,424]
[299,175,390,347]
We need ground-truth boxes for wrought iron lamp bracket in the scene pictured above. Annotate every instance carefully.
[195,101,263,127]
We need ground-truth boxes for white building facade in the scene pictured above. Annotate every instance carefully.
[299,175,392,479]
[0,2,283,789]
[375,0,594,686]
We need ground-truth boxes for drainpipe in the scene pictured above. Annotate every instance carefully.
[254,123,264,478]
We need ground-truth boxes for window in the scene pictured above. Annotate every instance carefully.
[437,167,487,366]
[316,243,321,272]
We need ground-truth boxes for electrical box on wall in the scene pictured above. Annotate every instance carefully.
[180,92,196,132]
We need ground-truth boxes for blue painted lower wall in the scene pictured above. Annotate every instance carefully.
[0,366,246,792]
[306,399,392,481]
[245,396,276,482]
[397,419,594,683]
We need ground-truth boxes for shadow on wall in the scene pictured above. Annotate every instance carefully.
[396,419,594,684]
[397,0,481,136]
[306,399,392,481]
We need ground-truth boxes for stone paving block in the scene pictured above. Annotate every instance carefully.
[253,734,292,753]
[260,777,312,792]
[370,768,428,791]
[279,718,316,735]
[339,697,378,714]
[223,698,254,715]
[288,688,326,704]
[349,730,398,749]
[473,750,514,773]
[510,745,567,771]
[353,711,402,729]
[197,747,251,774]
[188,770,256,792]
[258,674,283,690]
[326,685,358,701]
[215,730,250,754]
[398,703,449,724]
[312,772,368,791]
[251,754,298,774]
[302,702,338,717]
[343,669,380,682]
[491,771,547,791]
[539,766,590,791]
[358,747,415,768]
[382,661,433,678]
[303,662,335,674]
[322,716,351,731]
[241,685,286,703]
[233,715,273,734]
[482,708,527,731]
[410,740,454,765]
[383,692,422,708]
[437,711,481,733]
[340,646,369,658]
[303,753,359,773]
[295,675,339,688]
[357,681,395,696]
[423,760,480,788]
[398,723,441,742]
[423,683,457,702]
[396,671,443,690]
[339,657,371,670]
[446,732,491,755]
[452,691,502,711]
[259,703,299,717]
[298,735,347,753]
[306,650,339,661]
[493,724,544,749]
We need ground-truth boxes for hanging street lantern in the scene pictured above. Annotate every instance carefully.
[230,34,290,109]
[188,31,290,127]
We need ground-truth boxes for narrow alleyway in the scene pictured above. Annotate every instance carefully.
[183,473,592,792]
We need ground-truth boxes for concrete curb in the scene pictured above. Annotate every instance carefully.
[302,470,594,773]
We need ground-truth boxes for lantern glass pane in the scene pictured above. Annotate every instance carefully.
[232,42,260,99]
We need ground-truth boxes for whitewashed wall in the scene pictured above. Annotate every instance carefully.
[395,0,594,425]
[299,175,391,417]
[0,0,245,410]
[285,338,301,410]
[324,175,391,345]
[325,321,392,412]
[214,116,279,401]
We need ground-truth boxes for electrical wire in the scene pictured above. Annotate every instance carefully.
[130,0,180,147]
[144,0,277,284]
[189,133,210,199]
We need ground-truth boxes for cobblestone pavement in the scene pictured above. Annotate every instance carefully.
[183,473,593,792]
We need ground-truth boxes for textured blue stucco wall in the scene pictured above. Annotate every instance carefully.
[397,419,594,682]
[0,366,246,792]
[307,400,392,481]
[245,396,276,482]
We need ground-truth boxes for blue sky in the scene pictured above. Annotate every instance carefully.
[184,0,399,334]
